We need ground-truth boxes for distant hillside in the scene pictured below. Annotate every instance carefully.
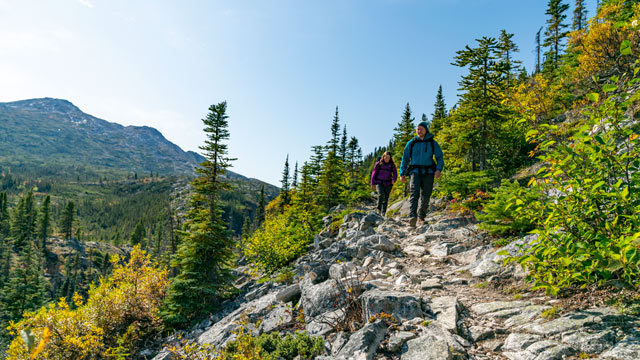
[0,98,204,177]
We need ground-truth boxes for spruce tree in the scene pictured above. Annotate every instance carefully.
[317,109,345,209]
[280,154,291,209]
[38,195,51,253]
[0,192,9,237]
[130,220,146,246]
[61,201,75,240]
[255,184,266,228]
[162,101,235,327]
[536,27,543,73]
[308,145,325,183]
[452,36,510,171]
[329,107,341,155]
[572,0,587,31]
[10,190,36,250]
[498,29,521,86]
[543,0,570,72]
[3,243,49,322]
[339,125,348,164]
[345,137,363,192]
[292,161,299,188]
[393,103,415,197]
[431,85,448,134]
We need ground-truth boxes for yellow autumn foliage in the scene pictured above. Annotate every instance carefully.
[511,73,565,125]
[567,0,640,82]
[6,246,168,360]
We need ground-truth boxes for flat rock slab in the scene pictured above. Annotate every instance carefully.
[361,289,427,322]
[504,339,575,360]
[420,278,443,290]
[521,311,602,336]
[405,245,427,256]
[601,336,640,359]
[336,319,388,360]
[562,329,617,354]
[388,331,417,352]
[471,301,532,316]
[401,324,467,359]
[504,305,551,327]
[430,296,460,334]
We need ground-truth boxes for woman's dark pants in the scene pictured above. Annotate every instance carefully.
[376,184,393,215]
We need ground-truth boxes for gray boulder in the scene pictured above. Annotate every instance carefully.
[335,319,388,360]
[301,279,342,319]
[361,289,427,323]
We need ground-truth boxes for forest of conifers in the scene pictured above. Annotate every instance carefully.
[1,0,640,358]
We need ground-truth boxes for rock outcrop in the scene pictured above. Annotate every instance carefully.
[153,205,640,359]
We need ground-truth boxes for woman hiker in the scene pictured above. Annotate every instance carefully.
[370,151,398,216]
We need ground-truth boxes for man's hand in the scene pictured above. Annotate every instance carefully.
[434,170,442,179]
[371,185,375,190]
[400,176,406,183]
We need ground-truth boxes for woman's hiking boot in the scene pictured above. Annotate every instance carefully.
[409,217,417,228]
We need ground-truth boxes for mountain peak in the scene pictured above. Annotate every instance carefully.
[1,97,81,114]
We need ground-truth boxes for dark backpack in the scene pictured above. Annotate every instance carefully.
[407,137,437,173]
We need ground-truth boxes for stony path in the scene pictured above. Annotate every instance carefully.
[153,205,640,360]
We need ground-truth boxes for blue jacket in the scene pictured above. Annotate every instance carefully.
[399,133,444,176]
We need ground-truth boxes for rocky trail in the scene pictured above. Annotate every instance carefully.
[153,202,640,360]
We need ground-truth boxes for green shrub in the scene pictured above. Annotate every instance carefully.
[500,73,640,295]
[476,180,543,235]
[245,202,323,274]
[172,327,325,360]
[436,170,496,199]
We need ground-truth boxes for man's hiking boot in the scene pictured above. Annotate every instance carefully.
[418,218,427,226]
[409,217,417,228]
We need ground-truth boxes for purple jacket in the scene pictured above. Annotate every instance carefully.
[371,161,398,186]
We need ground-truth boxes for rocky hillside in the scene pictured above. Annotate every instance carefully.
[152,201,640,360]
[0,98,203,176]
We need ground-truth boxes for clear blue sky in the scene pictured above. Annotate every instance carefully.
[0,0,597,186]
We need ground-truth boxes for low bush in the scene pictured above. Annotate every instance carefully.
[436,170,496,199]
[6,246,168,360]
[501,71,640,295]
[476,180,543,236]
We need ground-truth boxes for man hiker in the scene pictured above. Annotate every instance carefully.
[399,121,444,228]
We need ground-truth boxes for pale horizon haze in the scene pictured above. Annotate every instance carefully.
[0,0,597,186]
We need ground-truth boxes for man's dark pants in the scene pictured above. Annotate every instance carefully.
[376,184,393,215]
[409,172,435,219]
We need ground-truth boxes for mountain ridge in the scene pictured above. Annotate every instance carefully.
[0,97,256,181]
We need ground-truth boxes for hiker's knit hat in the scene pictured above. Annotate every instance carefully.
[417,121,429,131]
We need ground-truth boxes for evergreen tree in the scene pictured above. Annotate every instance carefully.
[10,189,36,250]
[308,145,325,183]
[452,36,510,171]
[317,109,345,209]
[543,0,570,72]
[328,107,341,155]
[2,243,49,322]
[345,137,363,191]
[130,220,146,246]
[0,192,9,237]
[339,125,348,164]
[280,154,291,209]
[38,195,51,253]
[162,101,235,327]
[393,103,416,196]
[498,29,521,86]
[431,85,448,134]
[572,0,587,31]
[536,27,543,73]
[61,200,75,240]
[255,184,266,228]
[292,161,299,188]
